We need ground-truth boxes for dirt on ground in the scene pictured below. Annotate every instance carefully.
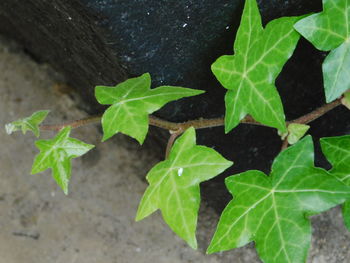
[0,36,349,263]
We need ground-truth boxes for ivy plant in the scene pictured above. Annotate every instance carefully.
[294,0,350,103]
[136,127,233,249]
[4,0,350,262]
[211,0,301,133]
[31,126,94,194]
[207,136,350,262]
[95,72,204,143]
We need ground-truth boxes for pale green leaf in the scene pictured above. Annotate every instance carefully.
[287,123,310,145]
[341,90,350,109]
[320,135,350,231]
[31,126,94,194]
[136,127,233,249]
[5,110,49,137]
[208,136,350,263]
[294,0,350,102]
[212,0,301,133]
[95,73,204,144]
[323,41,350,102]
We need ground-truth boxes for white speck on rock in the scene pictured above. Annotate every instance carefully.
[177,168,184,177]
[182,23,188,28]
[226,26,230,30]
[147,12,150,15]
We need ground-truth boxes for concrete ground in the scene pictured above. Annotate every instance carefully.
[0,36,349,263]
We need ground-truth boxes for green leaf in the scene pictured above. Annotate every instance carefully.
[5,110,49,137]
[320,135,350,231]
[31,126,94,194]
[294,0,350,102]
[212,0,301,133]
[208,136,350,263]
[287,123,310,145]
[341,90,350,109]
[136,127,233,249]
[95,73,204,144]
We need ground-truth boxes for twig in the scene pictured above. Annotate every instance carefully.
[40,115,101,131]
[165,129,183,159]
[39,98,343,133]
[288,98,342,125]
[280,138,289,151]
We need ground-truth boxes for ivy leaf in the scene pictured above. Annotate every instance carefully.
[320,135,350,231]
[95,73,204,144]
[136,127,233,249]
[31,126,94,194]
[212,0,301,134]
[294,0,350,103]
[208,136,350,263]
[341,90,350,110]
[5,110,49,137]
[287,123,310,145]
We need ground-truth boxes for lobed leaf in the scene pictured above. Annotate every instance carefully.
[212,0,301,134]
[294,0,350,102]
[136,127,233,249]
[320,135,350,231]
[31,126,94,194]
[95,73,204,144]
[208,136,350,263]
[5,110,49,137]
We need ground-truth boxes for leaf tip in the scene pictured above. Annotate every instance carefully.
[187,238,198,250]
[135,208,147,222]
[206,243,217,255]
[101,133,111,142]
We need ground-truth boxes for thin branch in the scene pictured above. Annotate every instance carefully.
[165,129,183,159]
[40,115,102,131]
[39,98,343,133]
[288,98,342,125]
[280,138,289,152]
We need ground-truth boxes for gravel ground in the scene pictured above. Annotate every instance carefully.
[0,36,349,263]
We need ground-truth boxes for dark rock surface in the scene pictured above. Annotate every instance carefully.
[0,0,349,213]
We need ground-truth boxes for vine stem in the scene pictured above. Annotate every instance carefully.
[165,129,183,159]
[280,138,289,152]
[40,98,342,133]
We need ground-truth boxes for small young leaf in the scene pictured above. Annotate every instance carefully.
[320,135,350,231]
[212,0,301,133]
[208,136,350,263]
[287,123,310,145]
[294,0,350,102]
[136,127,233,249]
[341,90,350,110]
[95,73,204,144]
[5,110,49,137]
[31,126,94,194]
